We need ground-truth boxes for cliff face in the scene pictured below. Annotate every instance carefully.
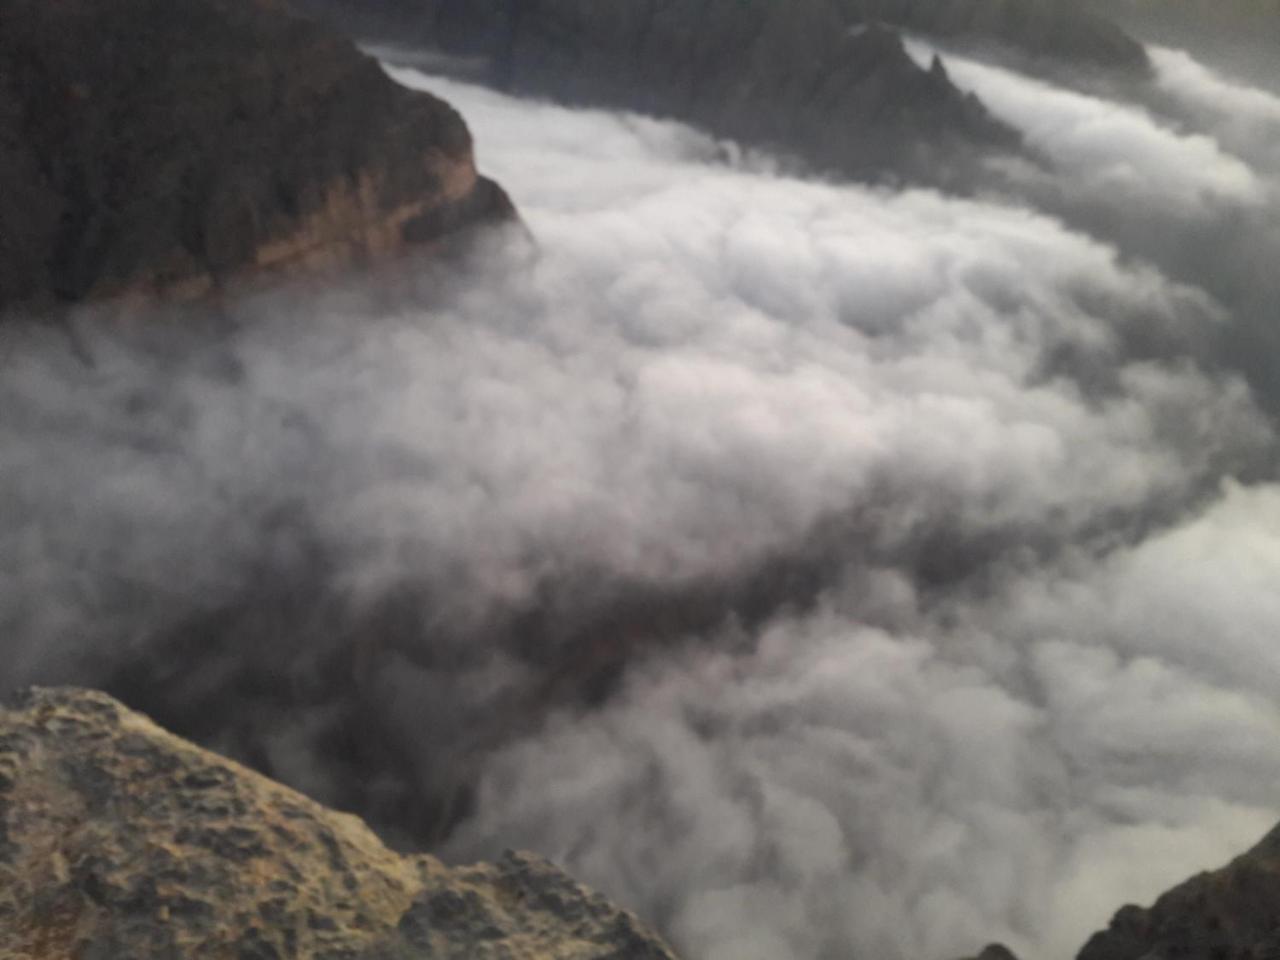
[0,687,679,960]
[299,0,1019,187]
[0,0,514,311]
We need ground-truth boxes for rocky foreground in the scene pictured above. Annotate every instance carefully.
[3,687,1280,960]
[0,687,678,959]
[0,0,513,311]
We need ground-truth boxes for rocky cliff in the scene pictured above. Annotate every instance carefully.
[0,0,514,312]
[0,687,679,959]
[298,0,1020,186]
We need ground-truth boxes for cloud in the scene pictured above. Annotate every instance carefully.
[2,55,1279,960]
[444,486,1280,960]
[902,41,1265,219]
[898,42,1280,422]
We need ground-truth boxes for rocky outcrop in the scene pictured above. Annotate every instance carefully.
[0,687,679,959]
[1077,822,1280,960]
[298,0,1019,187]
[0,0,514,312]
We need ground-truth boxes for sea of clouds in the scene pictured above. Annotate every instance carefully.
[2,36,1279,960]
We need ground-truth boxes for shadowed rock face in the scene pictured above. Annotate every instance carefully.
[298,0,1020,187]
[0,0,514,311]
[0,687,680,960]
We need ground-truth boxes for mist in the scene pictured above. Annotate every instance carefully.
[3,32,1280,960]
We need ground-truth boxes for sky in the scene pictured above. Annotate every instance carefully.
[3,30,1280,960]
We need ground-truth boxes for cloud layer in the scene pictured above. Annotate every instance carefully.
[2,46,1279,960]
[903,40,1266,219]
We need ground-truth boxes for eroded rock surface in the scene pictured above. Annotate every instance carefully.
[0,0,514,311]
[0,687,679,960]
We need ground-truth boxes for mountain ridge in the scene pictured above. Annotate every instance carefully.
[294,0,1024,188]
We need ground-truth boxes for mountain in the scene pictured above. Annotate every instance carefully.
[0,0,514,312]
[0,687,680,960]
[295,0,1021,186]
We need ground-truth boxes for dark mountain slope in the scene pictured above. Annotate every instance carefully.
[0,0,514,311]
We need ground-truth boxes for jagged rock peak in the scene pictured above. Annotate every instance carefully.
[0,687,681,959]
[0,0,515,312]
